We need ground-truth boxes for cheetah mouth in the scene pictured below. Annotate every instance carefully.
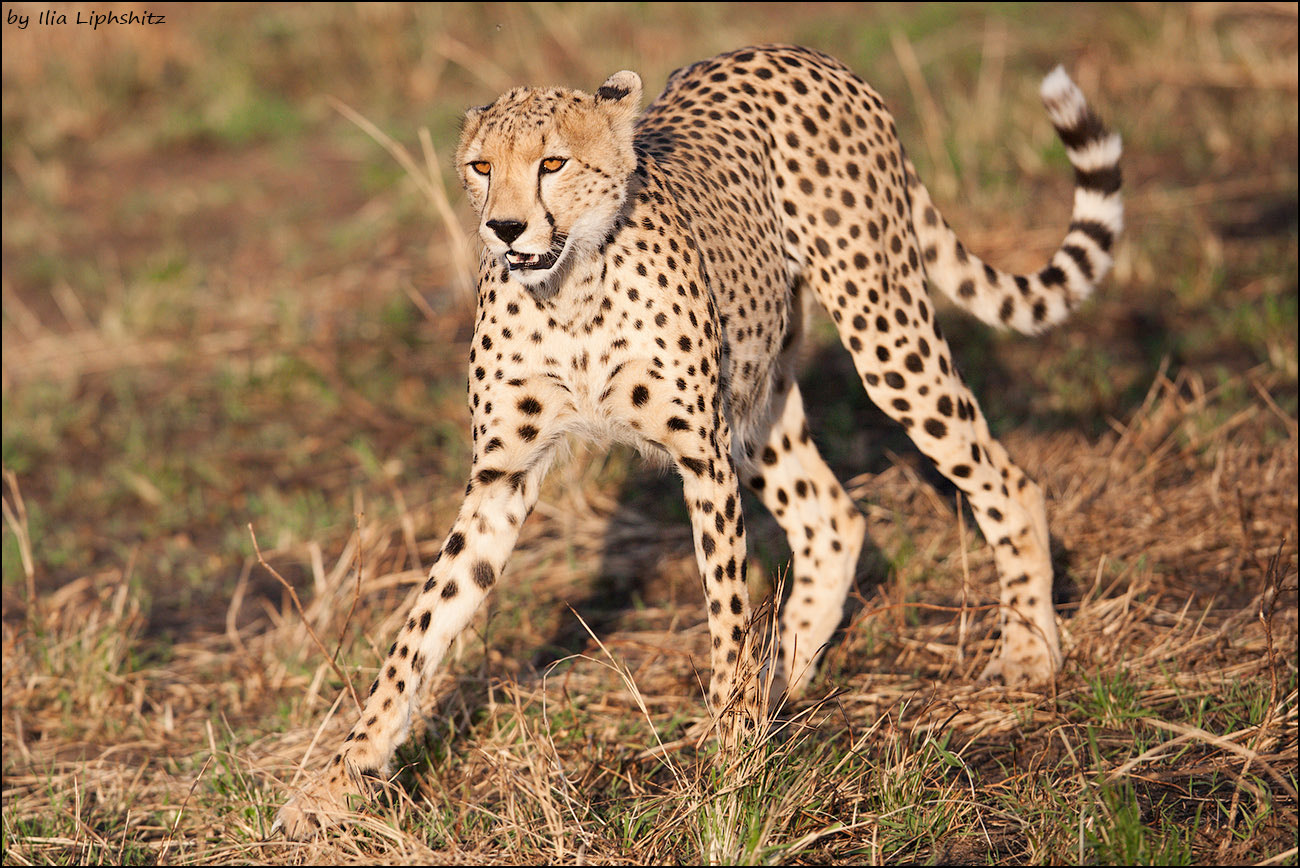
[504,250,560,271]
[503,233,568,274]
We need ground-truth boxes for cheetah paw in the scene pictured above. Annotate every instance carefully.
[978,647,1059,686]
[271,771,370,840]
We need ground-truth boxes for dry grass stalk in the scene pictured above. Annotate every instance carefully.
[248,524,360,714]
[328,97,476,299]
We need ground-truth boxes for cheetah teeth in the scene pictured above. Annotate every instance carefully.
[505,250,556,270]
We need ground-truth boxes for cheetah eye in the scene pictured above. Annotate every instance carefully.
[470,161,491,176]
[540,157,567,174]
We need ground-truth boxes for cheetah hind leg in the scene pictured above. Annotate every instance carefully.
[740,381,868,701]
[971,456,1061,685]
[801,254,1063,686]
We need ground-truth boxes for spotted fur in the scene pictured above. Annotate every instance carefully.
[275,44,1122,838]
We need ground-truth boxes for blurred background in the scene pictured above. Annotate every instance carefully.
[2,4,1296,863]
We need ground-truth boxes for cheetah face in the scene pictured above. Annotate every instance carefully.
[456,71,643,291]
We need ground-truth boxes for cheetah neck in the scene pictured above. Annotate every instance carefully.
[507,250,608,330]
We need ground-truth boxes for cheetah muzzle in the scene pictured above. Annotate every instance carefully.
[275,44,1122,839]
[503,233,567,272]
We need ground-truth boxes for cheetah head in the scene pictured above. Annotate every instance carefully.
[456,70,643,292]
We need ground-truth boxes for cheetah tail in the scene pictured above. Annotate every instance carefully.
[906,66,1123,335]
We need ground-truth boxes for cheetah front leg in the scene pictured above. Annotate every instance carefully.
[274,443,557,839]
[663,421,761,738]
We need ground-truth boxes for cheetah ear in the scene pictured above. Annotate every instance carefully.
[595,70,643,125]
[457,101,490,147]
[455,102,491,170]
[460,101,491,134]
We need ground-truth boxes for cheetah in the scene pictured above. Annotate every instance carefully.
[275,44,1122,838]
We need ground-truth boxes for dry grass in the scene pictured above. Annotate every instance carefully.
[3,3,1297,864]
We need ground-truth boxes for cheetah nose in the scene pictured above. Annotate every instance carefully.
[486,219,527,245]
